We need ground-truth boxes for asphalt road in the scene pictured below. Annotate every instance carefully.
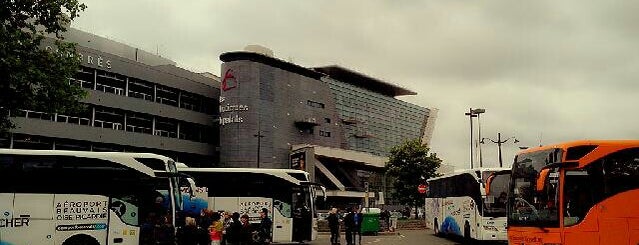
[308,230,461,245]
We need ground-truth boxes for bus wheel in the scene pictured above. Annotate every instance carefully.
[463,221,471,243]
[433,219,439,236]
[62,234,99,245]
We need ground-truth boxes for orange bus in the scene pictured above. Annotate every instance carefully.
[507,140,639,245]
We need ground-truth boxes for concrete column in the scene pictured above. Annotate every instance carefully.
[93,69,97,90]
[91,107,96,127]
[152,117,156,135]
[125,77,129,97]
[154,84,157,102]
[177,122,181,139]
[9,133,13,149]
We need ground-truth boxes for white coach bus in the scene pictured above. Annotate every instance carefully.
[178,166,326,244]
[425,167,510,242]
[0,149,195,245]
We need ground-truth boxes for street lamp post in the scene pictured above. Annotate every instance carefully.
[254,131,265,168]
[464,108,478,169]
[481,133,519,167]
[471,108,486,167]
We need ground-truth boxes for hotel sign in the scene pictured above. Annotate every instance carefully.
[45,45,112,69]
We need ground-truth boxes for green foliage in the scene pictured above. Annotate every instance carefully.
[386,138,442,207]
[0,0,87,132]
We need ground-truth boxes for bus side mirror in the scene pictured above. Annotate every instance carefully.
[536,169,550,192]
[320,186,327,202]
[180,177,197,198]
[485,175,495,196]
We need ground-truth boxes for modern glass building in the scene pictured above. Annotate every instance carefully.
[219,49,437,207]
[319,66,431,156]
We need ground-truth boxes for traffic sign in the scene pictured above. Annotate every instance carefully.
[418,184,427,194]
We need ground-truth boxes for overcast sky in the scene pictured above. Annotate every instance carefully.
[72,0,639,170]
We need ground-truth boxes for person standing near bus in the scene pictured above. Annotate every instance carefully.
[259,208,273,244]
[343,207,355,245]
[239,214,253,245]
[209,212,224,245]
[327,208,341,245]
[353,208,363,245]
[225,212,243,245]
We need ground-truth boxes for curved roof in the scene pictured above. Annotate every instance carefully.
[313,65,417,97]
[219,51,324,79]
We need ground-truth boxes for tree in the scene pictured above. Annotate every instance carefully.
[386,138,442,217]
[0,0,87,132]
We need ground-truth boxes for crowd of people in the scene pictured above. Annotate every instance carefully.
[176,208,273,245]
[328,206,391,245]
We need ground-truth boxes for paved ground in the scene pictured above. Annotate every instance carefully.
[308,230,461,245]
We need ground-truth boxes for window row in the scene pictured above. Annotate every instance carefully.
[70,66,217,115]
[10,106,217,144]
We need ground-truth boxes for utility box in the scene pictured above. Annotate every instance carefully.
[360,208,381,235]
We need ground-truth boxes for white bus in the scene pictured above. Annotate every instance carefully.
[178,167,326,244]
[0,149,195,245]
[425,167,510,242]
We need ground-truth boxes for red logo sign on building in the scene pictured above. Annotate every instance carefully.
[222,69,237,91]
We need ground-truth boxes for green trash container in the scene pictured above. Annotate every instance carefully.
[360,208,381,235]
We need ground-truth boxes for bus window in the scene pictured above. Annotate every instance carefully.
[563,170,593,226]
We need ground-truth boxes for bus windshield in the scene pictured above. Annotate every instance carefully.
[483,171,510,217]
[508,148,563,227]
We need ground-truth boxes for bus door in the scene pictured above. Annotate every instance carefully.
[562,169,599,244]
[291,187,312,242]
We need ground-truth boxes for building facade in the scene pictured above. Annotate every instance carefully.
[1,28,220,167]
[218,49,436,207]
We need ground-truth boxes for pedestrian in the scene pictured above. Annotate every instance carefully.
[239,214,253,245]
[198,208,213,230]
[353,208,363,245]
[343,207,355,245]
[222,211,232,245]
[225,212,243,245]
[209,212,224,245]
[177,216,210,245]
[327,207,341,245]
[258,208,273,244]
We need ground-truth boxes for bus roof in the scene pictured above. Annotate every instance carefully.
[427,167,510,182]
[178,167,310,185]
[0,149,164,177]
[518,140,639,155]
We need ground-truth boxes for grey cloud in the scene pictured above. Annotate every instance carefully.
[72,0,639,169]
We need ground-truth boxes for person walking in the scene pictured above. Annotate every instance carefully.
[224,212,243,245]
[327,208,341,245]
[343,207,355,245]
[258,208,273,244]
[209,212,224,245]
[239,214,253,245]
[353,208,363,245]
[176,216,209,245]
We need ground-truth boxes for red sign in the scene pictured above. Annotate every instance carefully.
[418,184,427,194]
[222,69,237,91]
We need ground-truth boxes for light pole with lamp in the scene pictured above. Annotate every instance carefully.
[481,133,519,167]
[465,108,478,169]
[254,131,265,168]
[471,108,486,167]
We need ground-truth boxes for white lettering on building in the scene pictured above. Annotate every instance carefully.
[218,96,248,126]
[44,45,112,70]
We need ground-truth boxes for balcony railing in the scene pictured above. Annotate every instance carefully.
[93,119,123,130]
